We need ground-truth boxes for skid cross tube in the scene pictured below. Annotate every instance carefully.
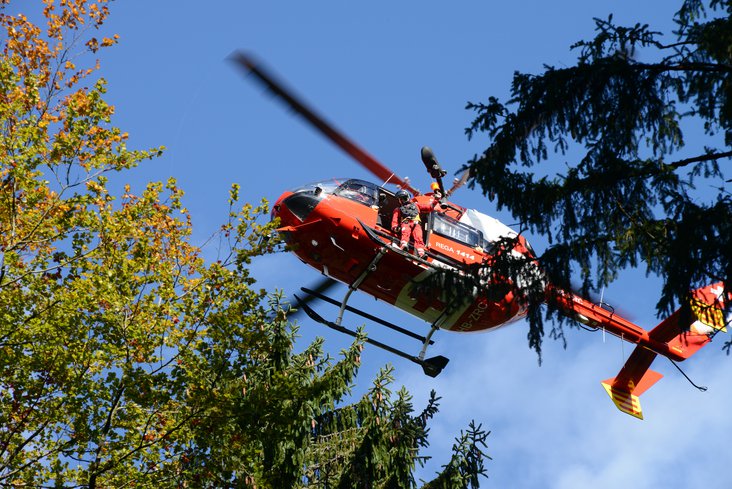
[294,296,449,377]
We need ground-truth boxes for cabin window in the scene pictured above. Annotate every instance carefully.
[430,212,485,248]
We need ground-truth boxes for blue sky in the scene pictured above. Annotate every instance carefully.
[17,1,732,487]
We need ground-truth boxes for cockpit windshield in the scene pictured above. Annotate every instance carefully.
[289,179,343,196]
[290,178,383,208]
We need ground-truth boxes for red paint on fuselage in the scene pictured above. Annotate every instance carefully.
[272,182,528,332]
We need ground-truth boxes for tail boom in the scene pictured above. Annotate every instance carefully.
[553,290,690,361]
[554,283,729,419]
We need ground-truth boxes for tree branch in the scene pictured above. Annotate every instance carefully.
[666,150,732,170]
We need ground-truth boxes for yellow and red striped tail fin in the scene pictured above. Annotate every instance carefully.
[601,382,644,419]
[601,346,663,420]
[648,283,728,360]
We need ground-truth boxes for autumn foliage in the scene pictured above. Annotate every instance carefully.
[0,2,489,487]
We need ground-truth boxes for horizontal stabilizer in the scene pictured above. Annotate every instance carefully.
[601,381,644,419]
[602,345,663,420]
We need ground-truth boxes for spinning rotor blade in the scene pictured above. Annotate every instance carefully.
[446,168,471,197]
[286,277,338,318]
[230,51,419,195]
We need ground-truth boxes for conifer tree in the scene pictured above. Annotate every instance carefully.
[464,0,732,353]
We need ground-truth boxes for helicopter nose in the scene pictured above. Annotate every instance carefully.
[278,191,321,222]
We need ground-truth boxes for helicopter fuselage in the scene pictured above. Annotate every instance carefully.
[272,178,530,333]
[238,51,729,418]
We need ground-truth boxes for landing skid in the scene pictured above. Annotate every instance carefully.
[294,294,449,377]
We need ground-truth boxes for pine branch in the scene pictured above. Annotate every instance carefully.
[665,150,732,170]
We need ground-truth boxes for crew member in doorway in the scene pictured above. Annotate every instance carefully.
[392,189,431,258]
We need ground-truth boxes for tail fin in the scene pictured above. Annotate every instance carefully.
[602,282,729,419]
[649,282,728,359]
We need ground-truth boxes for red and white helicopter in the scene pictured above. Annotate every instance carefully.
[231,51,730,419]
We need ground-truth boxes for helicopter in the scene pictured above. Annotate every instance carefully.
[231,51,730,419]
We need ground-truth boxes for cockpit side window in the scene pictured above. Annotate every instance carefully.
[430,212,486,248]
[335,179,379,207]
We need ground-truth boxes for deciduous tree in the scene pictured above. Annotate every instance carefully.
[0,1,488,487]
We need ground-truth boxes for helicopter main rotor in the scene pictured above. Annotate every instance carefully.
[230,51,421,196]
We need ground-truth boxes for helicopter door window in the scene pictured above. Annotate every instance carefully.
[335,179,378,207]
[430,212,484,248]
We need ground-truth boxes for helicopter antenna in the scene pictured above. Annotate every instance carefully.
[230,51,420,196]
[382,173,397,187]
